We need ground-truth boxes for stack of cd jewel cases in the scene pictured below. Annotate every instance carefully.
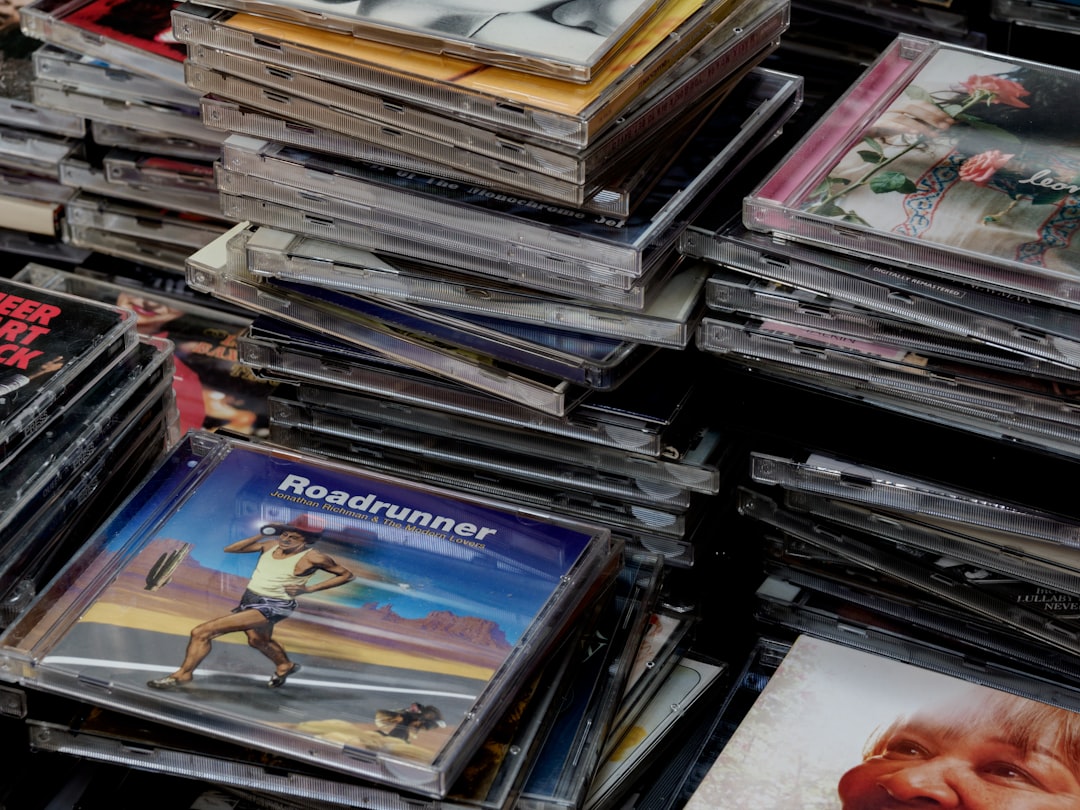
[172,0,793,221]
[735,430,1080,700]
[186,214,747,568]
[0,424,685,810]
[0,272,179,628]
[682,34,1080,462]
[0,11,90,264]
[6,0,234,271]
[166,0,803,308]
[0,427,635,807]
[4,463,710,810]
[186,222,742,568]
[671,32,1080,718]
[166,0,802,565]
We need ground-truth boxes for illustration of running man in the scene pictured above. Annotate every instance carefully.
[147,517,355,689]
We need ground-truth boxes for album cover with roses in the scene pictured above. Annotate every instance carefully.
[745,35,1080,305]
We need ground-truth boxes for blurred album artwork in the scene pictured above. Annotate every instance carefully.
[15,264,275,437]
[26,0,185,63]
[18,0,186,88]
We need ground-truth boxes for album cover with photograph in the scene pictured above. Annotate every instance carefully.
[684,634,1080,809]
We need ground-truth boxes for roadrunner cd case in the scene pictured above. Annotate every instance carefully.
[0,430,619,797]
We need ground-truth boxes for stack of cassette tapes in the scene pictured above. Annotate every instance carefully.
[4,0,235,270]
[683,34,1080,462]
[0,273,179,628]
[163,0,803,569]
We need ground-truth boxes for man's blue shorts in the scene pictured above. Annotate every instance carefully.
[232,589,297,624]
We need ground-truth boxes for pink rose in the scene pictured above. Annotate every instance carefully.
[959,149,1014,186]
[960,74,1030,108]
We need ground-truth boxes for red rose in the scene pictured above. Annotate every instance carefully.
[959,149,1015,186]
[960,74,1030,108]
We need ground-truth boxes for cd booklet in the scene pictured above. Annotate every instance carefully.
[0,431,616,797]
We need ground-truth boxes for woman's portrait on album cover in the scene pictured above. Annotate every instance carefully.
[684,635,1080,810]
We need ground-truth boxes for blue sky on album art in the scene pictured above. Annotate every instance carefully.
[109,445,597,644]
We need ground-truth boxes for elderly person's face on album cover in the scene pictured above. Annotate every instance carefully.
[838,690,1080,810]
